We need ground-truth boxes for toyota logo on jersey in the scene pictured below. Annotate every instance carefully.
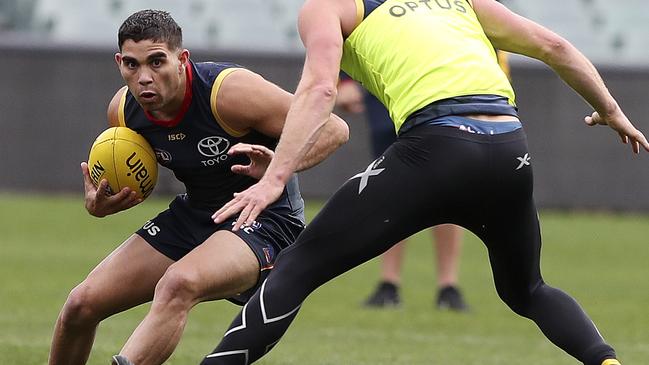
[197,136,230,157]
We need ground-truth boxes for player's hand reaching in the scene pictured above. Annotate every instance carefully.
[585,110,649,154]
[81,162,141,217]
[212,178,285,231]
[228,143,274,180]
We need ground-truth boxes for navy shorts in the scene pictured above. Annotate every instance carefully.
[136,194,305,305]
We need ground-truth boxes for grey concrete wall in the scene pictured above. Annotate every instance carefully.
[1,45,648,210]
[512,64,649,211]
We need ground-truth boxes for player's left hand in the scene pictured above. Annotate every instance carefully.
[212,178,285,231]
[585,110,649,154]
[227,143,274,180]
[81,162,141,217]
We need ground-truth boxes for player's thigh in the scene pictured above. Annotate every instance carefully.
[77,234,174,315]
[479,201,543,298]
[275,166,429,286]
[165,230,259,302]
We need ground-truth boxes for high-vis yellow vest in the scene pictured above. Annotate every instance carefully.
[341,0,516,132]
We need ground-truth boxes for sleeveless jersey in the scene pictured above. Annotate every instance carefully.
[118,60,303,212]
[340,0,516,132]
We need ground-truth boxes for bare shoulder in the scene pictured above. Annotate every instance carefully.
[215,68,268,123]
[215,68,292,136]
[217,68,265,100]
[107,86,128,127]
[472,0,561,57]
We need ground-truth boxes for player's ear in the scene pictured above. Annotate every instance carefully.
[178,49,190,72]
[114,53,122,67]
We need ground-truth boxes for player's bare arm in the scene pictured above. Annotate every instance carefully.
[473,0,649,153]
[216,68,349,172]
[81,87,140,218]
[212,0,355,230]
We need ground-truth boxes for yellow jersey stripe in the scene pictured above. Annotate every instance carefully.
[117,86,128,127]
[354,0,365,25]
[210,68,248,137]
[497,50,511,81]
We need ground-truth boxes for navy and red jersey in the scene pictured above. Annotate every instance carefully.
[118,60,303,213]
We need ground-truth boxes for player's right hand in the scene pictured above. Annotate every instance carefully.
[585,110,649,154]
[81,162,141,217]
[228,143,274,180]
[212,177,285,231]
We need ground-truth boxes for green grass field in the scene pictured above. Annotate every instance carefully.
[1,192,648,365]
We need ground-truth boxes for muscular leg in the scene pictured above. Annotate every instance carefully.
[203,127,616,364]
[462,131,619,365]
[119,230,259,365]
[432,224,462,287]
[477,198,616,365]
[202,154,435,364]
[378,240,406,284]
[49,234,173,365]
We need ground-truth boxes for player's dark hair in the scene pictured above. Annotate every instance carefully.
[118,9,182,51]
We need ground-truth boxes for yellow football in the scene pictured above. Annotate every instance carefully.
[87,127,158,200]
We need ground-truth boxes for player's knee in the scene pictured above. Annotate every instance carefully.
[59,284,103,328]
[153,267,201,309]
[495,286,533,317]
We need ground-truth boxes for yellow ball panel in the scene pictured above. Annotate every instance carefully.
[112,139,158,199]
[88,127,158,200]
[93,127,119,145]
[87,140,119,194]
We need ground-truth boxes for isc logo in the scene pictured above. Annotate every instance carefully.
[168,133,186,141]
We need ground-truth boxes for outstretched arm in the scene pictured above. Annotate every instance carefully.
[295,113,349,171]
[215,68,349,174]
[213,0,354,230]
[473,0,649,153]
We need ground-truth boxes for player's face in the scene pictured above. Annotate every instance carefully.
[115,39,188,113]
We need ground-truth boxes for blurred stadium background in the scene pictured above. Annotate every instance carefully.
[1,1,648,364]
[1,0,649,209]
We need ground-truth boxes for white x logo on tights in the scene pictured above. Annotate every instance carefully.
[516,153,531,170]
[351,159,385,194]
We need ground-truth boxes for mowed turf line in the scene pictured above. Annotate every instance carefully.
[1,192,648,365]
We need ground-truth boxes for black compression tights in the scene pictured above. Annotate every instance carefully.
[201,126,616,365]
